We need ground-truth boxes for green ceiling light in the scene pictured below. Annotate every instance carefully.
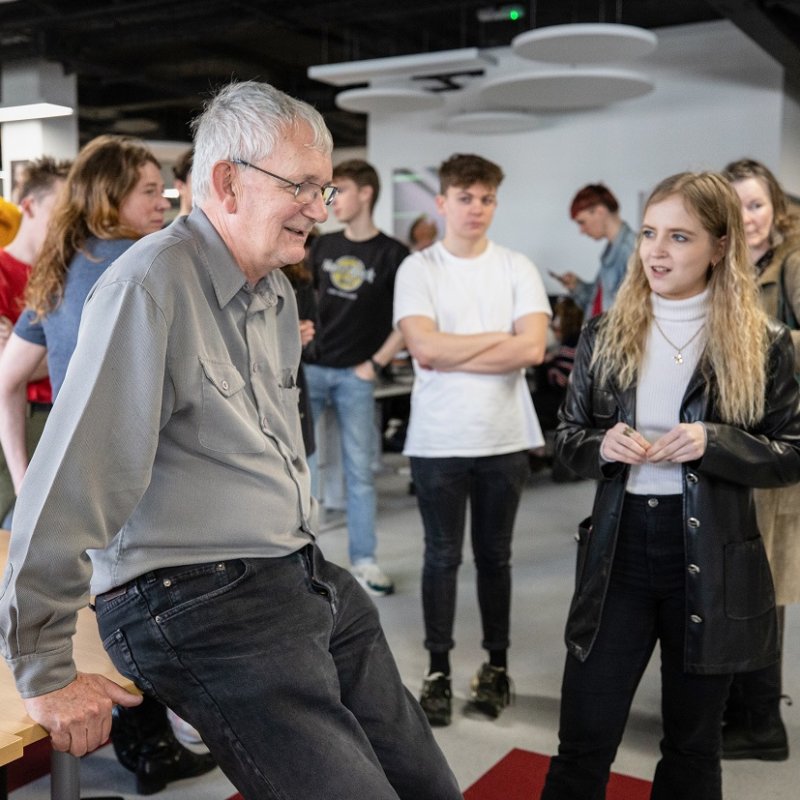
[477,5,526,23]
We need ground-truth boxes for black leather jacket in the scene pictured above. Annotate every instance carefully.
[557,316,800,674]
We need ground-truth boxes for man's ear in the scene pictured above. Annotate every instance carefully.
[210,161,238,212]
[358,184,374,208]
[18,196,34,218]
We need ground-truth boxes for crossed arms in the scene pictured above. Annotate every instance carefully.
[398,311,549,374]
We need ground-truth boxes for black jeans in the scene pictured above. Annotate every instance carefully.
[410,450,529,654]
[95,544,461,800]
[542,494,733,800]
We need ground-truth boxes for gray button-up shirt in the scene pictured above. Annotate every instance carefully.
[0,208,314,696]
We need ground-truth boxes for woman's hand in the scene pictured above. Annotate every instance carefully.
[600,422,651,464]
[647,423,707,463]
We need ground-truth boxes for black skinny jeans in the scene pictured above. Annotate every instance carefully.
[542,494,733,800]
[410,451,529,654]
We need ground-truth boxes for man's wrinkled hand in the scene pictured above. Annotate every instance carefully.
[23,672,142,757]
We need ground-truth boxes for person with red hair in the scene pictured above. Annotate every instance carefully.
[551,183,636,317]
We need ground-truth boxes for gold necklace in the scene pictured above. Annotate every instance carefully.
[652,318,705,365]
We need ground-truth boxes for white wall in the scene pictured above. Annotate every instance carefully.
[780,88,800,198]
[364,21,786,292]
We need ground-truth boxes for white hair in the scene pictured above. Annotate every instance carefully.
[191,80,333,204]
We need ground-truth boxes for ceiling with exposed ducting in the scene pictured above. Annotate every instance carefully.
[0,0,798,148]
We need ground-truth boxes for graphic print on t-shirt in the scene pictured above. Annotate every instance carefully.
[323,255,376,298]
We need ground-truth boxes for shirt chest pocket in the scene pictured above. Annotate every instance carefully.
[198,357,266,454]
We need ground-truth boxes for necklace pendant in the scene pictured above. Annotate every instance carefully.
[673,352,684,365]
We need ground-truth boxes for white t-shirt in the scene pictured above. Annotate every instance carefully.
[394,240,551,457]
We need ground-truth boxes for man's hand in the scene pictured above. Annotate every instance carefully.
[549,270,580,292]
[23,672,142,757]
[299,319,315,347]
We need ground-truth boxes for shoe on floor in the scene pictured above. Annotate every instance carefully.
[468,663,513,719]
[352,561,395,596]
[111,705,217,795]
[420,672,452,727]
[167,707,206,747]
[722,713,789,761]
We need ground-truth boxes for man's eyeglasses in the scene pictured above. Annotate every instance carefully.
[232,159,338,206]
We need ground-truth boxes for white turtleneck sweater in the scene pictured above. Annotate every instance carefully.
[627,288,710,496]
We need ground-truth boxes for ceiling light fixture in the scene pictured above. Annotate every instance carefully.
[0,102,73,123]
[477,5,526,23]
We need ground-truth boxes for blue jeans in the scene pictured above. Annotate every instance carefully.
[542,494,732,800]
[305,364,377,564]
[410,451,529,654]
[95,545,461,800]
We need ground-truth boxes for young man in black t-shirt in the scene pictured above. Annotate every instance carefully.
[305,159,408,595]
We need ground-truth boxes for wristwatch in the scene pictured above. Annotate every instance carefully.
[369,357,382,374]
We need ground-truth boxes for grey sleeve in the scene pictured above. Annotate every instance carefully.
[0,280,168,697]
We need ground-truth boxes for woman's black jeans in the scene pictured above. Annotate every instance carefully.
[542,494,733,800]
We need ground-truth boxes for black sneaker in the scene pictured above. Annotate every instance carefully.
[420,672,452,727]
[468,663,513,719]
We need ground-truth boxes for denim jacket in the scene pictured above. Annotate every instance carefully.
[573,221,637,317]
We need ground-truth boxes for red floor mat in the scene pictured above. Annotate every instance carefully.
[225,747,652,800]
[464,748,652,800]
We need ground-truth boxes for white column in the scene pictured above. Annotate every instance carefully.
[1,59,79,199]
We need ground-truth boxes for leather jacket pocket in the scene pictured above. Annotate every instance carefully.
[724,539,775,620]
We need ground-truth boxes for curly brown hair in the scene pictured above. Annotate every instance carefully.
[26,135,160,319]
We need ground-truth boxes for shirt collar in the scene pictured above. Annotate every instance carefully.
[185,207,287,309]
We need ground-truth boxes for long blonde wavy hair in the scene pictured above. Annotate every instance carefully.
[593,171,769,427]
[26,135,160,319]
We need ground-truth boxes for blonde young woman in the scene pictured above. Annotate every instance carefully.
[720,158,800,761]
[0,135,214,795]
[541,172,800,800]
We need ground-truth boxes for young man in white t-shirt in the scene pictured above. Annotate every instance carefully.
[394,153,551,726]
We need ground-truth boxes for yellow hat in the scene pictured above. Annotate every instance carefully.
[0,198,22,247]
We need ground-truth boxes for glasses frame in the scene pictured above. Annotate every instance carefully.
[232,159,338,206]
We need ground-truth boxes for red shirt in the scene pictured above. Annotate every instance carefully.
[0,250,52,404]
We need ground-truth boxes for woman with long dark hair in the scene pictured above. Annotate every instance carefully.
[541,172,800,799]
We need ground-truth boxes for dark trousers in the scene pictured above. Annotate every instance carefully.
[95,544,461,800]
[542,494,732,800]
[410,451,529,654]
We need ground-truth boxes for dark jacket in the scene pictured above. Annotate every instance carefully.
[556,315,800,675]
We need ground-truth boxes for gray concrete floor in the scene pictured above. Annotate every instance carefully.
[11,455,800,798]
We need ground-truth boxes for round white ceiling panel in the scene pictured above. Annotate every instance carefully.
[512,23,657,64]
[335,87,445,114]
[479,68,654,111]
[443,111,542,134]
